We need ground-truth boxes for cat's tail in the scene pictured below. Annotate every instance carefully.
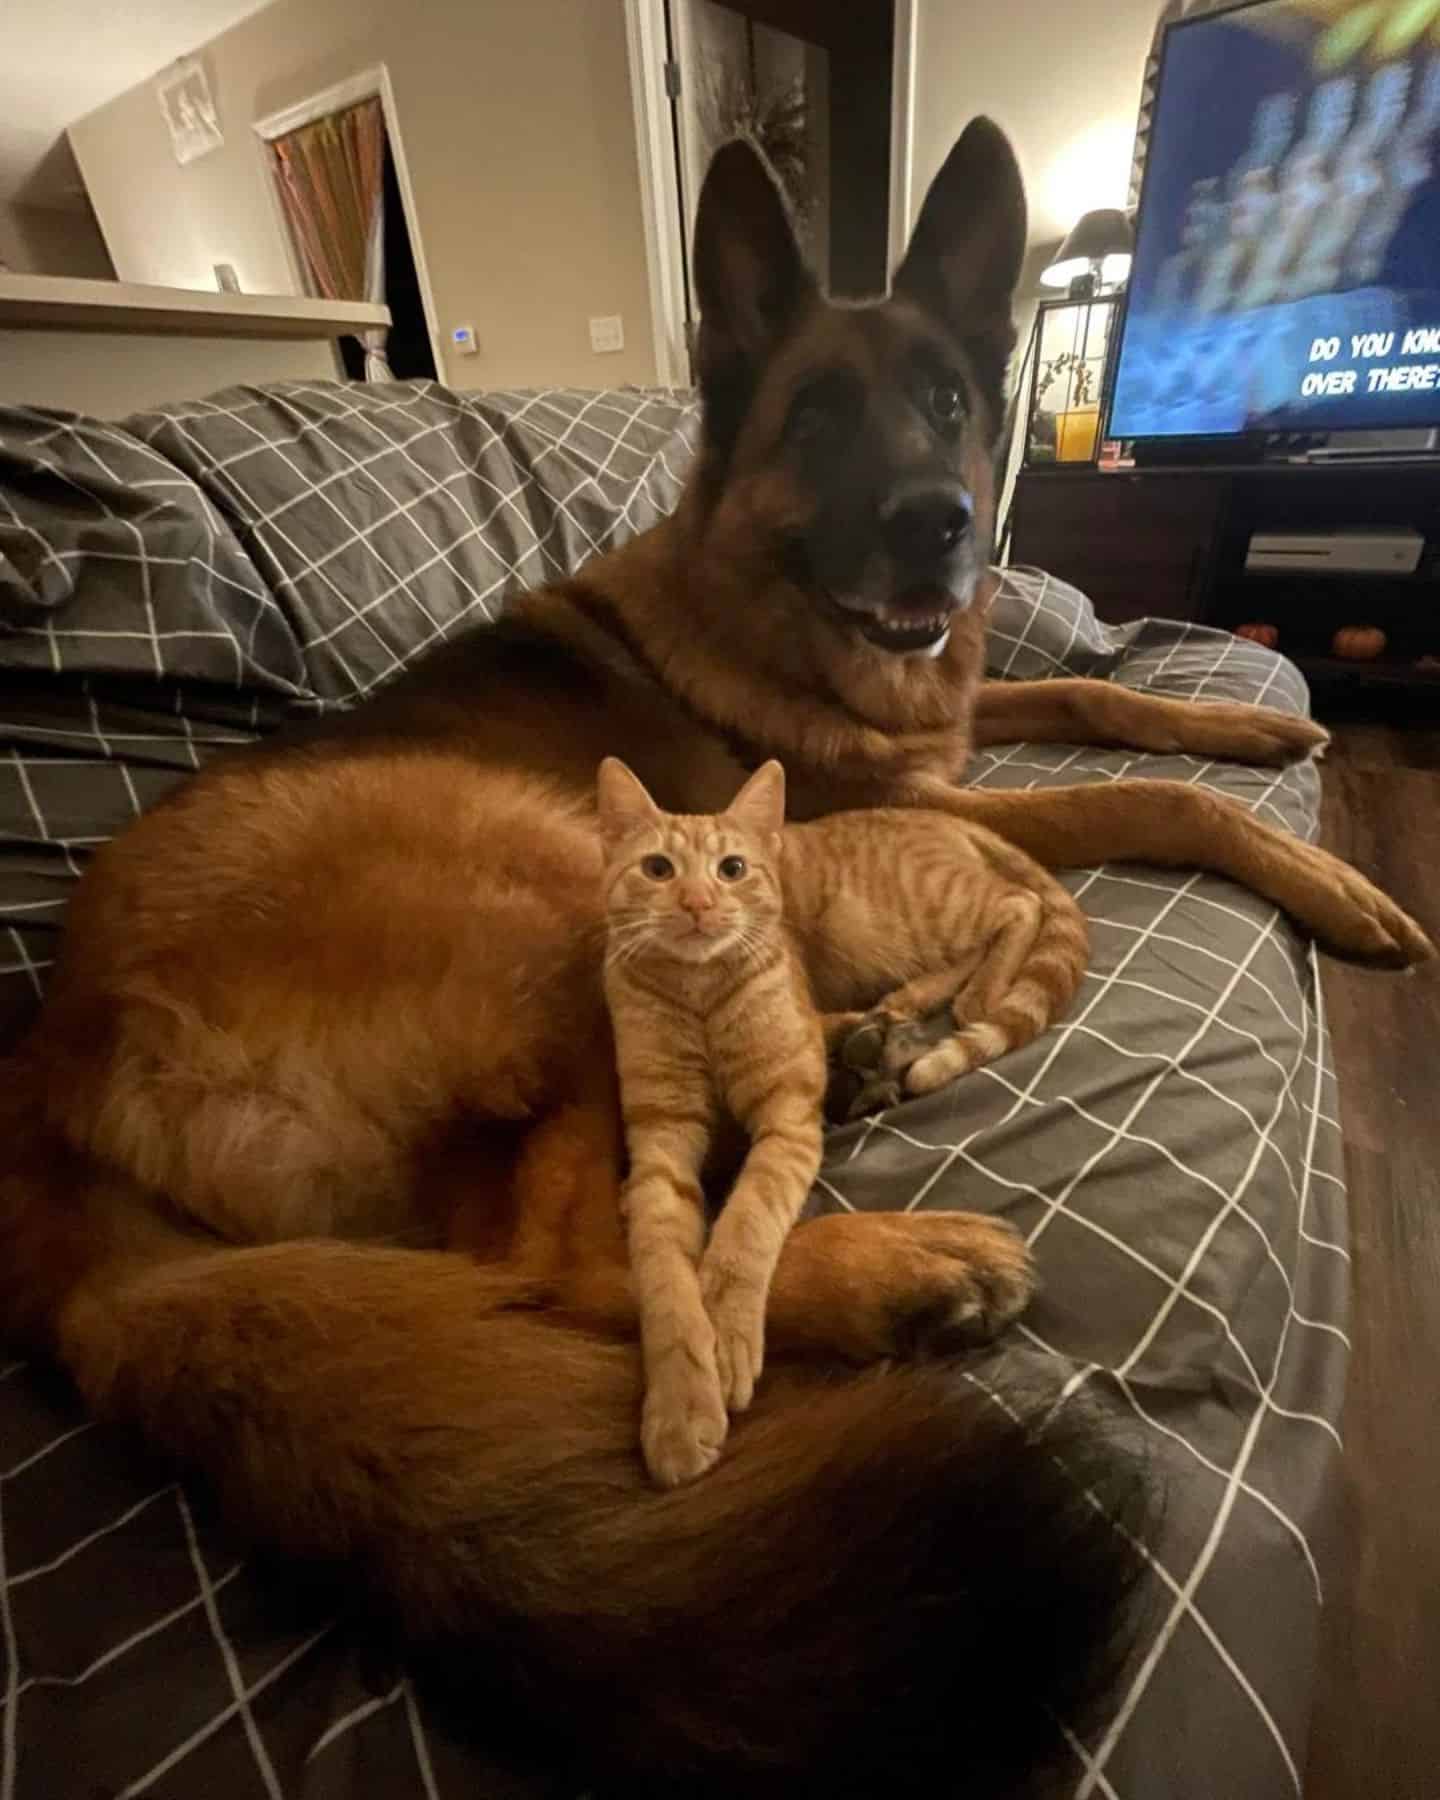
[38,1223,1148,1799]
[906,866,1090,1096]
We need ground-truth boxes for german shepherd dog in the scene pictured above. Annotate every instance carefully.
[1,122,1430,1796]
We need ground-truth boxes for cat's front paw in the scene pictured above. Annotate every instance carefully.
[642,1354,729,1487]
[700,1264,766,1412]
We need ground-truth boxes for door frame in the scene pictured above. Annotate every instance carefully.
[625,0,917,389]
[888,0,917,270]
[624,0,691,387]
[253,65,445,380]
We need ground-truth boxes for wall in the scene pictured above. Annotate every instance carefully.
[68,0,656,390]
[910,0,1161,532]
[0,204,114,279]
[911,0,1159,253]
[2,330,336,417]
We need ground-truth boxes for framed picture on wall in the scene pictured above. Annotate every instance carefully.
[157,57,224,166]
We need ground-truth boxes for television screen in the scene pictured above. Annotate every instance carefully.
[1108,0,1440,442]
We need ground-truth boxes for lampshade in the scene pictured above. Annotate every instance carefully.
[1040,208,1135,292]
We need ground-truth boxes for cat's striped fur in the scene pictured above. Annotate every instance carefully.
[597,757,1088,1486]
[784,805,1090,1113]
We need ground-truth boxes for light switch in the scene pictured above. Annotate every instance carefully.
[589,315,624,354]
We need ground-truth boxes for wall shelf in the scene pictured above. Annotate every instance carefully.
[0,274,389,341]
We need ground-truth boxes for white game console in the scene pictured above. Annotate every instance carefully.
[1244,527,1424,576]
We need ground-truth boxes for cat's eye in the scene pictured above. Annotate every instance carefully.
[641,854,675,881]
[717,855,747,881]
[929,381,964,424]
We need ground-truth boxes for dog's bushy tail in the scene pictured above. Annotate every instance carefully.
[52,1235,1150,1798]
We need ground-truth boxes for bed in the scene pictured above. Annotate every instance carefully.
[0,382,1346,1799]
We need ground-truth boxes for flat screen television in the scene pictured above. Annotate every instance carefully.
[1107,0,1440,445]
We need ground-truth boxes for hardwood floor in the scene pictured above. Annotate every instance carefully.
[1305,720,1440,1800]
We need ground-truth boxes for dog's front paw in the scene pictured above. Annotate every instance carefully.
[1286,839,1435,968]
[840,1010,950,1116]
[776,1211,1036,1365]
[844,1074,905,1120]
[884,1212,1037,1353]
[1155,699,1329,766]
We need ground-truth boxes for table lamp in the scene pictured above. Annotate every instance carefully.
[1040,208,1135,298]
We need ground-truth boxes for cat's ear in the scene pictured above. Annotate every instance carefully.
[725,760,786,839]
[596,758,662,847]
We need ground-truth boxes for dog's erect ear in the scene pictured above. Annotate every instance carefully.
[596,757,663,847]
[693,142,817,448]
[724,760,786,841]
[893,118,1028,422]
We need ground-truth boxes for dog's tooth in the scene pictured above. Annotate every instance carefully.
[921,628,951,660]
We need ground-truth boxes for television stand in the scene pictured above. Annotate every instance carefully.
[1007,461,1440,710]
[1304,428,1440,462]
[1130,434,1270,468]
[1126,430,1440,468]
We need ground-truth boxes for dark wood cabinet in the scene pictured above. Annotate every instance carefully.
[1009,469,1227,624]
[1007,461,1440,703]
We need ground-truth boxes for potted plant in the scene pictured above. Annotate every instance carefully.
[1034,351,1101,462]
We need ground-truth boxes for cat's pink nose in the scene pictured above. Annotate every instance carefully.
[678,884,713,919]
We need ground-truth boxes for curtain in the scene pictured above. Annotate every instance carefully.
[269,96,393,381]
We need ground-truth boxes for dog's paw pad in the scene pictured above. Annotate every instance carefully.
[846,1075,903,1119]
[841,1017,891,1072]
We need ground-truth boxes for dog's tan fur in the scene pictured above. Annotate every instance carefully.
[0,120,1430,1794]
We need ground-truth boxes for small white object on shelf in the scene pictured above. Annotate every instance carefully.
[1245,528,1424,577]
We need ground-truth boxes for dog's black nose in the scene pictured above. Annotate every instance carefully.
[879,482,973,568]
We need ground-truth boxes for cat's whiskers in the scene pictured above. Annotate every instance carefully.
[727,927,763,970]
[607,908,676,973]
[729,925,778,977]
[606,929,655,973]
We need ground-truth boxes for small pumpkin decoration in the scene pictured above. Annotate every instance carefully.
[1235,622,1279,649]
[1331,625,1387,662]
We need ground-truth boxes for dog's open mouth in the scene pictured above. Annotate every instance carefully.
[827,583,961,657]
[856,610,952,654]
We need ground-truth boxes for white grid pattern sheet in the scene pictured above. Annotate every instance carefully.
[0,385,1346,1800]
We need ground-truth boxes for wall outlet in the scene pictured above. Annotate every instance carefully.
[589,315,624,354]
[451,323,479,357]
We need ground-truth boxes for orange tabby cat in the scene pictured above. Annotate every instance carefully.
[596,757,1088,1487]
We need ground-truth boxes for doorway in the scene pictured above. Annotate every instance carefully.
[627,0,910,383]
[254,69,441,383]
[334,142,436,381]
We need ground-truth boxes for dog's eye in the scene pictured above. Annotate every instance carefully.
[786,370,860,448]
[929,382,964,423]
[641,854,675,881]
[717,855,747,881]
[788,401,835,444]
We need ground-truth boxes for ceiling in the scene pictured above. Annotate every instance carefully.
[0,0,274,211]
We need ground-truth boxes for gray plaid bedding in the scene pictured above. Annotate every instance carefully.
[0,383,1345,1800]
